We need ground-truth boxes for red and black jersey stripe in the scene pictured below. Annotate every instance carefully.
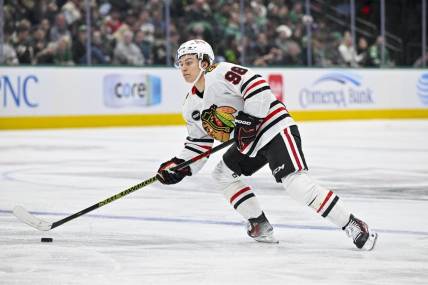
[240,74,272,101]
[184,137,214,155]
[240,74,262,93]
[244,86,271,101]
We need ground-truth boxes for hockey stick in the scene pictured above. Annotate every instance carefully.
[13,139,235,231]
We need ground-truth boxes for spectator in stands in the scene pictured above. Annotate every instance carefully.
[211,2,231,36]
[50,13,71,42]
[134,30,152,65]
[92,30,111,64]
[34,42,55,64]
[137,10,154,34]
[39,18,52,40]
[250,0,268,28]
[267,0,290,24]
[338,31,359,67]
[138,12,155,41]
[53,36,74,65]
[151,22,180,66]
[151,8,166,35]
[61,0,82,26]
[105,9,123,34]
[311,39,328,67]
[113,30,144,65]
[324,32,345,66]
[167,24,181,65]
[44,1,60,24]
[31,27,48,64]
[72,25,88,64]
[220,35,241,64]
[139,25,155,61]
[12,20,34,64]
[99,16,116,50]
[243,9,261,38]
[185,0,212,21]
[71,25,109,65]
[1,33,19,65]
[289,1,304,26]
[283,41,303,66]
[368,36,392,67]
[224,12,241,39]
[254,46,288,66]
[249,32,273,65]
[275,25,294,55]
[151,39,168,65]
[357,37,369,67]
[123,9,139,32]
[188,22,209,43]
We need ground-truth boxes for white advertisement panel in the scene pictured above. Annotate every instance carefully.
[1,67,427,118]
[254,68,428,111]
[0,67,188,117]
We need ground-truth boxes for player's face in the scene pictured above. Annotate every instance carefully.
[177,54,200,83]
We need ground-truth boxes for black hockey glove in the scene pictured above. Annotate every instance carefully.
[234,111,263,151]
[156,157,192,185]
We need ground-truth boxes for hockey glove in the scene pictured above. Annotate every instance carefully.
[156,157,192,185]
[234,111,263,151]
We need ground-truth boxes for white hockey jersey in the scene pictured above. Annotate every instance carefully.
[178,62,296,174]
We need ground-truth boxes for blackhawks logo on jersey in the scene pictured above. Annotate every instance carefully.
[201,105,236,142]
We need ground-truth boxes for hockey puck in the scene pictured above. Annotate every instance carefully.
[41,237,53,243]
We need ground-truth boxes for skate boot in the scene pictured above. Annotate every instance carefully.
[247,212,278,243]
[343,214,378,250]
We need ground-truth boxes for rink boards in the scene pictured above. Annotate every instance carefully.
[1,67,428,129]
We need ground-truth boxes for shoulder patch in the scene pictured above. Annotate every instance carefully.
[205,63,218,74]
[192,110,201,121]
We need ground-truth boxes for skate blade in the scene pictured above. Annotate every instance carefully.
[363,232,378,251]
[254,235,279,244]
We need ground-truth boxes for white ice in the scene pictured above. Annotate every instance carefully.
[1,120,428,285]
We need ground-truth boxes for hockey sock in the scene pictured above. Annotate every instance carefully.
[282,171,350,228]
[223,180,263,220]
[212,160,264,220]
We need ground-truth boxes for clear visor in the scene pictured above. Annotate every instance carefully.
[175,53,200,69]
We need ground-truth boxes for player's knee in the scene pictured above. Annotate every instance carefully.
[212,160,240,188]
[281,171,330,211]
[281,171,314,203]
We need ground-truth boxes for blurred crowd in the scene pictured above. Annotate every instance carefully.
[1,0,398,67]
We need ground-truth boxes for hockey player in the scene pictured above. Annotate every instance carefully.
[156,39,378,250]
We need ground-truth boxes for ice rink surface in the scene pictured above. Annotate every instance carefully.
[1,120,428,285]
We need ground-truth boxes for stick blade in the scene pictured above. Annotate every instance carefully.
[13,206,53,231]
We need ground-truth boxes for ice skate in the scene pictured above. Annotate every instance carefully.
[343,214,378,250]
[247,212,278,243]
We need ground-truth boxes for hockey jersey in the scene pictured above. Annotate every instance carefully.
[178,62,296,174]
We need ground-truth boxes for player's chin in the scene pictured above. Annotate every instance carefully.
[183,75,194,83]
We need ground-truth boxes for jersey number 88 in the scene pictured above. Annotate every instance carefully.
[225,66,248,85]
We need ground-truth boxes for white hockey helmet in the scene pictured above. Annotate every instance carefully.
[175,39,215,68]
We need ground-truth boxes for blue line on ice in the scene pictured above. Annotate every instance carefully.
[2,209,427,236]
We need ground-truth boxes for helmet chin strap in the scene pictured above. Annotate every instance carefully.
[190,59,206,87]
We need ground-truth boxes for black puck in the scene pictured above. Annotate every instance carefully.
[41,237,53,242]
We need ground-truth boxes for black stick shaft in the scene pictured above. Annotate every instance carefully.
[50,139,234,229]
